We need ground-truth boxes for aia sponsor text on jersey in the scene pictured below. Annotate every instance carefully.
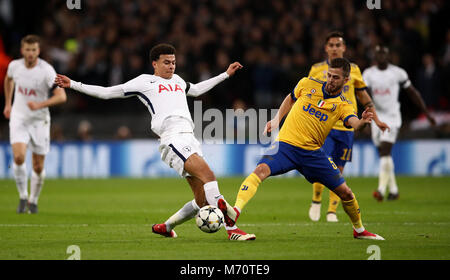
[18,86,37,96]
[158,84,184,93]
[373,88,391,96]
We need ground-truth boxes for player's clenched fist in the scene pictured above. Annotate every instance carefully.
[55,74,71,88]
[3,105,11,119]
[226,62,243,76]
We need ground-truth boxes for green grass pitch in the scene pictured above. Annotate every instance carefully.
[0,176,449,260]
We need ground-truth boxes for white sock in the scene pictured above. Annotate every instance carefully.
[203,181,224,207]
[225,225,238,231]
[378,156,392,195]
[387,158,398,195]
[165,199,200,231]
[13,162,28,200]
[29,170,45,205]
[354,226,366,233]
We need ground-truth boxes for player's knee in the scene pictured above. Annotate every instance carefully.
[379,148,390,157]
[334,184,354,201]
[33,165,44,174]
[253,164,270,181]
[340,188,354,201]
[378,142,392,157]
[14,155,25,165]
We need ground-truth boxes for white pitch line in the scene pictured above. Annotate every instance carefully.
[0,224,140,227]
[0,222,449,228]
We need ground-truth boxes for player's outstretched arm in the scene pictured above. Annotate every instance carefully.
[405,85,437,126]
[55,74,125,99]
[263,93,295,135]
[346,108,373,131]
[186,62,243,97]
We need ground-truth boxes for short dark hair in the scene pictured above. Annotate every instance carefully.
[150,43,176,62]
[21,34,41,47]
[329,58,350,77]
[325,31,345,45]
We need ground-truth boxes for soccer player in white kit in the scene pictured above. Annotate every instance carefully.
[55,43,255,241]
[3,35,67,213]
[363,45,436,201]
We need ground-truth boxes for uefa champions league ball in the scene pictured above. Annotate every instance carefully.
[196,205,224,233]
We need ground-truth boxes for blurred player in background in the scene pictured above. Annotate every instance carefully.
[55,43,255,241]
[305,31,388,222]
[3,35,67,214]
[221,58,385,240]
[363,45,436,201]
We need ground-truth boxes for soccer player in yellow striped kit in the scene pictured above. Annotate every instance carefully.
[218,58,387,240]
[306,31,388,222]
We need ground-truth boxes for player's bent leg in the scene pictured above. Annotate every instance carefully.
[184,154,255,240]
[152,178,205,238]
[186,176,207,208]
[234,164,268,213]
[334,183,384,240]
[184,153,225,207]
[218,165,269,241]
[184,153,216,183]
[217,165,269,242]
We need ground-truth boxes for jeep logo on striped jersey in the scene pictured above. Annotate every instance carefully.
[303,103,328,122]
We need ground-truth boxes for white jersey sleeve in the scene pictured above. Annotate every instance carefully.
[45,64,57,89]
[70,81,126,99]
[396,67,411,89]
[186,72,229,97]
[6,60,19,78]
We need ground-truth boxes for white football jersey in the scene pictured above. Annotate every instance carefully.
[70,71,229,137]
[120,73,194,136]
[362,64,411,127]
[7,58,56,122]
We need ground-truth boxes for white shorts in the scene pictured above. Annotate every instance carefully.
[371,123,399,147]
[9,118,50,155]
[159,132,203,177]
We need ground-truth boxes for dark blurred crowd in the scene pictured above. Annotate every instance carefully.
[0,0,449,139]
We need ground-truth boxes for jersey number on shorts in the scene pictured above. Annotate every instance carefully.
[340,148,352,161]
[328,157,338,169]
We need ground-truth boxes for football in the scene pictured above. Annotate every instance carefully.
[196,205,224,233]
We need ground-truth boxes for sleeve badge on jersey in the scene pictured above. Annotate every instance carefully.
[183,146,192,153]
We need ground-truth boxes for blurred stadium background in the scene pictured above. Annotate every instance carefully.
[0,0,449,178]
